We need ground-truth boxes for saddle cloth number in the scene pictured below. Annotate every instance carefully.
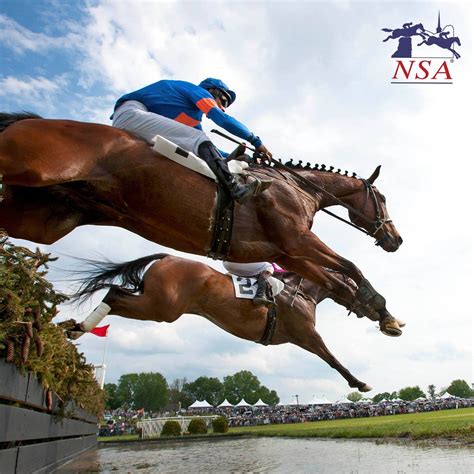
[231,275,257,299]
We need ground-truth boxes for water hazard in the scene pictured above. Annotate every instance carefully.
[59,437,473,473]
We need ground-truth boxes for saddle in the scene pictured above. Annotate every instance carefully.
[152,135,251,260]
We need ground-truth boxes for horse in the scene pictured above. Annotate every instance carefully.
[418,34,461,59]
[61,253,376,392]
[0,113,403,335]
[382,23,425,42]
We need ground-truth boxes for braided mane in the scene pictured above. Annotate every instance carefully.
[270,158,359,179]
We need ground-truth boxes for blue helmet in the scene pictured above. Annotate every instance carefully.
[198,78,236,106]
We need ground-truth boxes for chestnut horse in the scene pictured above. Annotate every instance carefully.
[64,253,373,391]
[0,113,403,333]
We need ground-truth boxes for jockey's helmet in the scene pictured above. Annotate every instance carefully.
[199,78,236,107]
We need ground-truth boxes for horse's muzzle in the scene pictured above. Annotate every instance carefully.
[375,233,403,252]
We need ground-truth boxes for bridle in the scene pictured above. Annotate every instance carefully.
[342,179,393,246]
[210,129,393,245]
[275,168,393,246]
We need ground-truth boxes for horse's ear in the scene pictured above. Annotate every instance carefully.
[367,165,381,184]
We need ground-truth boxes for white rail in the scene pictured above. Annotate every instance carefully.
[137,415,219,438]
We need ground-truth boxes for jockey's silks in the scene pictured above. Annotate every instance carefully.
[113,80,262,148]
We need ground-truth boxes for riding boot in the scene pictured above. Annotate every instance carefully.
[253,272,275,307]
[198,141,272,204]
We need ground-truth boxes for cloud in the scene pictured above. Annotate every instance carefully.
[0,75,67,102]
[0,15,61,54]
[3,1,473,402]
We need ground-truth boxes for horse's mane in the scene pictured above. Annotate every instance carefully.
[250,160,359,180]
[0,111,42,133]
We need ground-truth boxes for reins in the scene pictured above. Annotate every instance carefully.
[211,130,392,241]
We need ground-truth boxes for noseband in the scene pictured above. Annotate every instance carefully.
[355,180,393,246]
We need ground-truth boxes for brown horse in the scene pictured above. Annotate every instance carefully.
[63,253,373,391]
[0,113,403,333]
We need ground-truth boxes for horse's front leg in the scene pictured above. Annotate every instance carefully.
[278,231,403,336]
[291,323,372,392]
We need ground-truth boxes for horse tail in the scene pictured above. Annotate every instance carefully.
[0,112,42,133]
[70,253,169,302]
[381,28,393,32]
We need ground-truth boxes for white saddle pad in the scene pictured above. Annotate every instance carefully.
[231,275,284,300]
[152,134,248,181]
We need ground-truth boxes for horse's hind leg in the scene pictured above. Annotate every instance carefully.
[292,324,372,392]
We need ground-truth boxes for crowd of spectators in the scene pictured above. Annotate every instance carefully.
[187,397,473,428]
[99,397,472,435]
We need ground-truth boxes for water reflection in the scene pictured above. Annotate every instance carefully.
[58,437,473,473]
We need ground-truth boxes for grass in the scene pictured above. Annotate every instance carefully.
[99,434,140,442]
[98,408,474,443]
[229,407,474,440]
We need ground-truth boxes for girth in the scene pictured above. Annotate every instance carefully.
[257,305,277,346]
[207,184,234,260]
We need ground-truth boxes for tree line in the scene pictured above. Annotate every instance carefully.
[105,370,279,412]
[346,379,473,403]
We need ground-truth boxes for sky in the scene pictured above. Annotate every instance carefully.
[1,0,472,404]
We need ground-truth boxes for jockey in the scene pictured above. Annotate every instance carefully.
[223,261,282,307]
[111,78,273,204]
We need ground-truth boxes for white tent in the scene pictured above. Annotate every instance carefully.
[253,399,268,407]
[308,396,326,405]
[188,400,213,408]
[235,399,251,407]
[415,396,426,401]
[217,399,234,407]
[438,392,454,399]
[318,396,333,405]
[334,397,353,405]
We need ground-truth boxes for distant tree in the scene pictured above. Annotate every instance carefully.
[168,378,193,410]
[116,373,139,407]
[347,392,362,402]
[372,392,392,403]
[446,379,474,398]
[104,383,121,409]
[223,370,279,405]
[398,386,426,401]
[116,372,168,411]
[183,376,224,406]
[428,384,436,399]
[134,372,169,412]
[256,386,279,405]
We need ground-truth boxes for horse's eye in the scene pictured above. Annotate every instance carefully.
[380,195,386,203]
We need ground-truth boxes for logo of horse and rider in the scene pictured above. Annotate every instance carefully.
[382,11,461,60]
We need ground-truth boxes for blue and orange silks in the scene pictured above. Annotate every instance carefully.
[113,80,262,148]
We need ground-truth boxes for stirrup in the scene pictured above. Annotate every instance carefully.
[253,293,275,307]
[232,178,272,204]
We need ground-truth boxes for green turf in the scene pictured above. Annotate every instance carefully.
[229,408,474,439]
[98,408,474,442]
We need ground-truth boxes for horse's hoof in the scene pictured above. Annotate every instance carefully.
[360,384,372,392]
[66,329,86,340]
[395,318,406,328]
[380,318,402,337]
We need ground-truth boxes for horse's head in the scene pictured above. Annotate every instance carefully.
[414,23,425,33]
[348,166,403,252]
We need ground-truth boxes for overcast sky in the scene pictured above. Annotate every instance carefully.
[1,0,472,403]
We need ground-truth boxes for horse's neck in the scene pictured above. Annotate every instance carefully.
[301,170,363,208]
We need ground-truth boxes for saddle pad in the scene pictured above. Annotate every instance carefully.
[231,275,284,300]
[152,134,248,180]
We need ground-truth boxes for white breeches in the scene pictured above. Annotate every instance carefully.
[223,261,274,277]
[112,101,209,155]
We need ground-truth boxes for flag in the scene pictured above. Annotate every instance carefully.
[90,324,110,337]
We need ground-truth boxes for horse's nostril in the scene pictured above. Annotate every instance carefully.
[398,236,403,245]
